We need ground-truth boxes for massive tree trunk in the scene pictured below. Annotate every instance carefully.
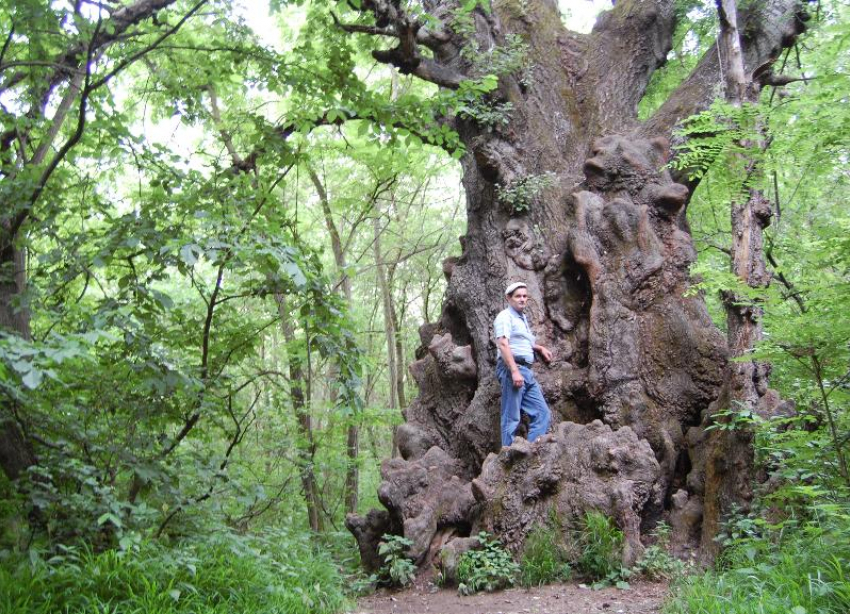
[344,0,810,569]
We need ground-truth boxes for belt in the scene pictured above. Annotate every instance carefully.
[500,357,533,367]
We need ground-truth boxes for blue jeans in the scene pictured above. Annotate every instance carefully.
[496,361,551,446]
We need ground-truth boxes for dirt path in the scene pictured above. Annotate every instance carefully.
[350,581,669,614]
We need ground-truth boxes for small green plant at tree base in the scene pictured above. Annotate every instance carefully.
[715,504,765,550]
[377,534,416,588]
[457,532,520,595]
[633,522,686,581]
[576,511,630,589]
[520,521,572,587]
[593,566,632,591]
[705,400,763,432]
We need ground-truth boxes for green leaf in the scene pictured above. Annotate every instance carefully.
[97,512,123,528]
[179,244,201,266]
[283,261,307,288]
[22,368,43,390]
[11,360,30,374]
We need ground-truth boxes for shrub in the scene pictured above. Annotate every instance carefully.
[0,529,349,614]
[377,534,416,588]
[520,522,572,587]
[457,532,520,595]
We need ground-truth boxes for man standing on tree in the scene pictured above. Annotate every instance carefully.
[494,282,553,447]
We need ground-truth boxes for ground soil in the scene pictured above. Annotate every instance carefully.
[350,580,669,614]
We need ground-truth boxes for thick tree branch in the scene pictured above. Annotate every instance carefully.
[339,0,468,89]
[717,0,748,105]
[641,0,811,139]
[238,106,458,177]
[370,43,467,89]
[331,11,450,50]
[1,0,181,95]
[582,0,678,129]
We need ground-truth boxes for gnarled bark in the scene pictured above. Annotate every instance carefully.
[344,0,810,569]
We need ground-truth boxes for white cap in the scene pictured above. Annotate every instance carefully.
[505,281,528,296]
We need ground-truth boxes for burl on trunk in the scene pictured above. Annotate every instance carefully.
[344,0,810,570]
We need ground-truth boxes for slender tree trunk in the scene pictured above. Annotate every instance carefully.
[0,245,30,338]
[0,401,37,482]
[0,238,36,481]
[373,215,401,458]
[392,305,406,410]
[309,167,361,514]
[275,294,323,532]
[700,0,775,560]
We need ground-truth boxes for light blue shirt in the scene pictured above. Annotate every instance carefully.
[494,306,535,363]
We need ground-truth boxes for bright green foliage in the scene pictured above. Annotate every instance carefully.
[0,529,349,614]
[575,511,627,587]
[457,532,520,596]
[0,0,465,550]
[456,98,515,130]
[519,521,572,587]
[673,100,767,187]
[665,507,850,614]
[674,1,850,497]
[377,534,416,588]
[496,172,556,214]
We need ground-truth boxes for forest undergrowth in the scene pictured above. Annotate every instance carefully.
[0,529,354,614]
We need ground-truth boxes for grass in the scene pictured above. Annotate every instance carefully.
[575,510,624,581]
[518,511,629,589]
[519,521,572,587]
[0,528,350,614]
[665,515,850,614]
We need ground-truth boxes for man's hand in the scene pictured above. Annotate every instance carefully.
[511,368,524,388]
[498,337,526,387]
[535,345,554,363]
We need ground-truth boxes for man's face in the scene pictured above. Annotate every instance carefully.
[507,288,528,312]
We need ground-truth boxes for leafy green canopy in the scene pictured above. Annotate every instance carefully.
[0,2,479,575]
